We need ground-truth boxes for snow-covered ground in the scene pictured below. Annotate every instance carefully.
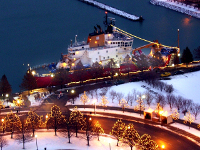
[11,70,199,150]
[2,131,135,150]
[150,0,200,19]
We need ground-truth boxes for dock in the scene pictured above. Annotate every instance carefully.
[78,0,143,21]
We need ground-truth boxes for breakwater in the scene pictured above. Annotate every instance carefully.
[78,0,143,21]
[150,0,200,19]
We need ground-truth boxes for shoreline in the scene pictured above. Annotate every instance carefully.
[150,0,200,19]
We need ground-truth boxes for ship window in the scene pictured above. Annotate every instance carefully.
[113,42,115,44]
[103,57,105,59]
[116,55,118,57]
[124,48,126,50]
[106,50,108,53]
[96,58,98,60]
[130,42,132,46]
[73,53,75,55]
[98,52,99,54]
[105,41,107,44]
[82,47,84,49]
[108,56,109,59]
[111,42,112,44]
[116,49,118,51]
[125,42,128,47]
[118,42,120,44]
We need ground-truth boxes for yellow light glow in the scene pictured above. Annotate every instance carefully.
[147,108,153,113]
[32,71,36,75]
[115,73,118,76]
[161,145,165,149]
[72,63,75,66]
[108,41,111,44]
[17,100,20,104]
[5,94,9,98]
[76,51,79,54]
[1,119,4,122]
[46,115,48,119]
[51,74,54,77]
[89,117,92,121]
[95,41,97,44]
[159,110,164,115]
[35,135,37,138]
[74,58,76,60]
[71,90,75,94]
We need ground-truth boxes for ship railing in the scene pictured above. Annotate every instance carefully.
[68,45,119,53]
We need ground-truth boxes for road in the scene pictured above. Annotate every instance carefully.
[90,115,200,150]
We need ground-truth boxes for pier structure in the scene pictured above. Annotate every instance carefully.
[78,0,142,21]
[150,0,200,19]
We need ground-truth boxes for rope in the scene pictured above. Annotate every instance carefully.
[111,25,179,49]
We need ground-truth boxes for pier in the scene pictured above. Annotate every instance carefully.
[78,0,143,21]
[150,0,200,19]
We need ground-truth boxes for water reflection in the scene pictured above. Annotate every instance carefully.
[183,17,191,26]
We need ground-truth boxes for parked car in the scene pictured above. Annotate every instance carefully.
[160,72,171,77]
[114,79,125,85]
[129,76,141,82]
[174,70,184,75]
[105,80,112,84]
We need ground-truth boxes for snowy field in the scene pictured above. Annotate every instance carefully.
[8,70,199,150]
[2,131,135,150]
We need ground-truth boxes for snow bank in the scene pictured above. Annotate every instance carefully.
[150,0,200,19]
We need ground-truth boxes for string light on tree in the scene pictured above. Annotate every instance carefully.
[110,119,125,146]
[122,123,140,150]
[92,121,104,141]
[139,134,159,150]
[183,111,194,129]
[171,109,180,122]
[80,91,90,109]
[99,96,109,111]
[119,98,129,113]
[134,94,145,116]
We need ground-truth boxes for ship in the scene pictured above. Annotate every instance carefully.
[56,12,134,70]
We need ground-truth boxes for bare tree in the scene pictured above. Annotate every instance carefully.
[116,92,124,104]
[86,90,94,99]
[132,89,137,103]
[182,99,193,115]
[125,92,133,106]
[99,87,110,97]
[93,89,99,102]
[0,135,8,150]
[144,91,154,108]
[15,120,33,149]
[155,94,166,109]
[165,84,174,93]
[191,103,200,120]
[109,90,117,103]
[166,94,175,111]
[174,96,183,113]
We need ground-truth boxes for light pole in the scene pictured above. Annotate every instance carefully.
[93,100,97,114]
[1,119,4,133]
[71,89,75,104]
[35,135,38,150]
[177,29,179,48]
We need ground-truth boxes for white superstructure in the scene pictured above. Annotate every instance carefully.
[57,14,134,69]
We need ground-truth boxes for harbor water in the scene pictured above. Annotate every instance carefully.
[0,0,200,92]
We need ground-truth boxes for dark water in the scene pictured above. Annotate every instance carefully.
[0,0,200,92]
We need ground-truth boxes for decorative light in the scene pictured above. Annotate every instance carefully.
[32,71,36,75]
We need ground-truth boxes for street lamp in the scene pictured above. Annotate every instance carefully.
[1,119,5,133]
[71,89,75,104]
[161,144,165,149]
[93,100,97,114]
[35,135,38,150]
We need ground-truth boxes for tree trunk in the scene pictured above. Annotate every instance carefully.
[87,135,90,146]
[68,131,71,143]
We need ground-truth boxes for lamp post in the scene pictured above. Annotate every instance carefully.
[93,100,97,114]
[35,135,38,150]
[1,119,4,133]
[71,89,75,104]
[177,29,179,48]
